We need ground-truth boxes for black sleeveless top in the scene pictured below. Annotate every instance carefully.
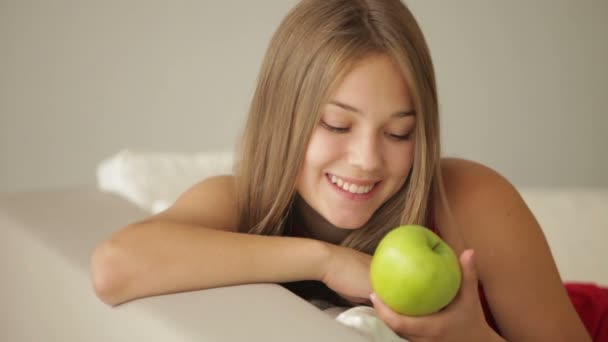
[279,211,354,309]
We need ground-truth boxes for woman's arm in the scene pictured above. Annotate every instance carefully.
[440,158,591,341]
[91,176,329,306]
[92,221,329,306]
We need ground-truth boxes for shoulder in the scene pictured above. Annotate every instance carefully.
[431,157,523,256]
[440,157,515,204]
[436,157,533,260]
[436,157,531,235]
[434,157,522,245]
[436,158,589,340]
[142,175,239,232]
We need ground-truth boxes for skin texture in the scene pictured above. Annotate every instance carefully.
[295,53,416,231]
[423,158,590,341]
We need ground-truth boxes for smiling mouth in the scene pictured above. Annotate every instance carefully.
[325,173,380,195]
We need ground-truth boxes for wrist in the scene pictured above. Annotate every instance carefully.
[312,239,334,282]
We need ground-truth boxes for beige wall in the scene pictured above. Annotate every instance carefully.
[1,0,606,192]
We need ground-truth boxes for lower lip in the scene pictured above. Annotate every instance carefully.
[326,174,381,201]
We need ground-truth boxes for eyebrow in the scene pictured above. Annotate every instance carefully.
[328,100,415,118]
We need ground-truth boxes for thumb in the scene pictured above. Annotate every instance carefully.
[460,249,479,295]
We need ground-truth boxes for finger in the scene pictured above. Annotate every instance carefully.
[340,294,371,306]
[459,249,479,299]
[370,293,434,338]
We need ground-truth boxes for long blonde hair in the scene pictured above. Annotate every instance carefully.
[235,0,453,255]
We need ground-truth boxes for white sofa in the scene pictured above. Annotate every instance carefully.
[0,189,370,342]
[2,151,606,341]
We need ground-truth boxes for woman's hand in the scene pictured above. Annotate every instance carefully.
[370,250,504,342]
[321,244,373,305]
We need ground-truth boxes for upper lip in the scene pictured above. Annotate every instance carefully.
[327,173,381,186]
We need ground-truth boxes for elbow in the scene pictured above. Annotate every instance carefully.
[90,239,130,306]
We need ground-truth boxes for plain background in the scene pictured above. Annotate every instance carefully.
[1,0,607,192]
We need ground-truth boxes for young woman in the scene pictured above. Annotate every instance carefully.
[91,1,601,340]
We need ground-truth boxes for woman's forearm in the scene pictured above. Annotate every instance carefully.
[91,220,330,306]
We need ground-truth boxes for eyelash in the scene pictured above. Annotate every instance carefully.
[320,122,411,141]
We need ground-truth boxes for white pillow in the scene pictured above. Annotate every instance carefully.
[96,149,234,213]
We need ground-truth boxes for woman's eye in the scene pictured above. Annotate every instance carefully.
[321,121,349,133]
[386,132,411,141]
[321,121,412,141]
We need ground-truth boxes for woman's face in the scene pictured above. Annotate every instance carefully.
[296,53,416,229]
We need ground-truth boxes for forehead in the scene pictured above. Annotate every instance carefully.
[329,54,413,112]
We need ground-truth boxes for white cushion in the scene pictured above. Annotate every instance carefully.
[96,150,233,213]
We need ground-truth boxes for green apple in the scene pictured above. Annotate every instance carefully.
[370,224,461,316]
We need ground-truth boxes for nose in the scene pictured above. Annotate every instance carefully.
[347,132,383,172]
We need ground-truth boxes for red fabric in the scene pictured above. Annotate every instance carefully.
[427,218,608,340]
[478,282,608,341]
[565,283,608,341]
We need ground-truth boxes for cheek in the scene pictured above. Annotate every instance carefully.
[385,144,415,177]
[304,129,344,170]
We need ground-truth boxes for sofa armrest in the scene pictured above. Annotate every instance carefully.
[0,189,367,342]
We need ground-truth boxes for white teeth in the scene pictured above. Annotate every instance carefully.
[328,174,375,194]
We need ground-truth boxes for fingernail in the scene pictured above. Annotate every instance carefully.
[370,293,377,302]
